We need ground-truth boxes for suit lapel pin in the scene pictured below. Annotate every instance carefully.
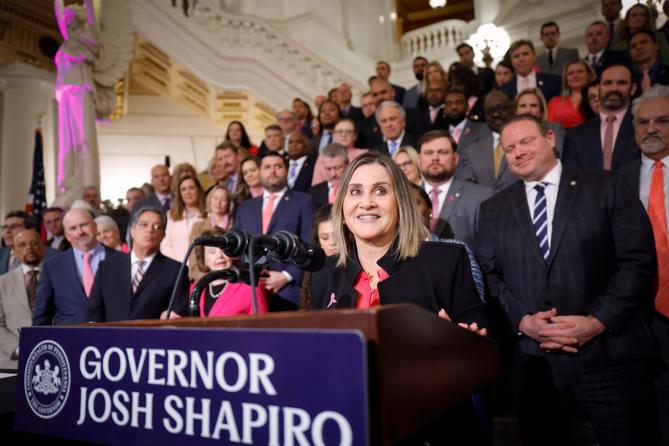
[327,292,337,308]
[539,80,544,86]
[570,180,576,186]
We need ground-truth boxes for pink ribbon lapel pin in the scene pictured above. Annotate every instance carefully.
[327,292,337,308]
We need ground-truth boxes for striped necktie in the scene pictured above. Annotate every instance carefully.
[132,260,146,293]
[533,183,550,260]
[26,269,38,310]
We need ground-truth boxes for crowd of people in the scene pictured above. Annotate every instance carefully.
[1,0,669,444]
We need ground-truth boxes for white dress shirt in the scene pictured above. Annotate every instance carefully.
[287,156,307,188]
[523,160,562,246]
[131,251,157,280]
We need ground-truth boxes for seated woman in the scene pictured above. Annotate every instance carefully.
[191,228,268,316]
[309,151,487,443]
[94,215,129,253]
[515,88,565,158]
[392,146,423,185]
[161,175,206,262]
[547,59,596,129]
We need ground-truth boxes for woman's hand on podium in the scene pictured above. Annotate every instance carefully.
[438,308,487,337]
[160,310,183,320]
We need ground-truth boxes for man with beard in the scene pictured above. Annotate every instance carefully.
[311,100,342,156]
[0,229,45,368]
[444,89,490,152]
[403,56,428,109]
[406,77,447,136]
[87,207,189,322]
[235,152,315,311]
[419,130,493,243]
[455,90,519,192]
[563,63,641,170]
[33,209,122,325]
[622,85,669,445]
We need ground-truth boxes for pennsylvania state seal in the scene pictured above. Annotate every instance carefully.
[24,340,71,419]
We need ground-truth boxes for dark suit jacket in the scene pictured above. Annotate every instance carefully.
[500,73,562,102]
[455,131,518,193]
[289,157,316,193]
[33,247,122,325]
[235,190,315,306]
[562,111,640,171]
[374,133,420,155]
[537,47,580,77]
[635,63,669,87]
[341,105,363,122]
[406,107,447,136]
[477,66,496,95]
[587,49,631,75]
[476,168,658,364]
[620,158,641,195]
[0,247,12,275]
[357,116,382,149]
[46,237,71,252]
[310,241,486,326]
[309,181,329,208]
[392,83,406,105]
[87,251,189,322]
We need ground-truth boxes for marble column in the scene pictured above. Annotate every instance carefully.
[0,62,56,218]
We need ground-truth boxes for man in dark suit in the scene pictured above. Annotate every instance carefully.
[374,101,419,156]
[286,131,315,192]
[87,206,189,322]
[455,91,518,192]
[629,30,669,91]
[622,85,669,445]
[358,79,396,149]
[376,60,405,105]
[0,211,39,275]
[310,143,349,207]
[444,89,490,152]
[457,43,495,95]
[406,77,447,136]
[133,164,173,215]
[311,100,341,156]
[43,207,70,252]
[501,40,562,102]
[418,130,493,243]
[235,152,315,311]
[536,21,580,78]
[563,63,641,170]
[336,83,363,122]
[403,56,428,109]
[477,114,660,445]
[584,21,631,75]
[33,209,122,325]
[602,0,625,50]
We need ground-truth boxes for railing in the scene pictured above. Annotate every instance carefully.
[400,19,472,59]
[159,0,367,100]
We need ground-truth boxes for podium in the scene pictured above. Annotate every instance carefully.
[15,304,498,445]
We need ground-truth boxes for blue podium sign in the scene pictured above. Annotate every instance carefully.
[15,327,369,445]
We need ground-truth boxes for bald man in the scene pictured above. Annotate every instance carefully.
[33,209,122,325]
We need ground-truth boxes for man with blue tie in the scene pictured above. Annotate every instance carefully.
[373,101,419,157]
[235,152,315,311]
[33,208,122,325]
[477,114,660,445]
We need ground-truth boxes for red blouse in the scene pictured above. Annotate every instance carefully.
[547,95,585,129]
[354,268,389,309]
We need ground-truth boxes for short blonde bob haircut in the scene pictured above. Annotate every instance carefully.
[332,151,429,267]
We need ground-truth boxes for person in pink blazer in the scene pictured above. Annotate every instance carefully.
[191,228,268,316]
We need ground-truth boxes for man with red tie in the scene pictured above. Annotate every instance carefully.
[33,209,122,325]
[624,85,669,445]
[235,152,315,311]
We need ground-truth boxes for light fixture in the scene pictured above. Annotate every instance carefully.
[467,23,510,68]
[429,0,447,8]
[390,11,397,21]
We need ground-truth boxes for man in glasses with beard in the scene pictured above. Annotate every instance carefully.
[563,63,641,171]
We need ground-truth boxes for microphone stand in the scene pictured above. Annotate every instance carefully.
[188,267,249,317]
[164,243,196,319]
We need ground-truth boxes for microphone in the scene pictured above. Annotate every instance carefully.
[192,227,249,257]
[188,267,250,317]
[254,231,326,272]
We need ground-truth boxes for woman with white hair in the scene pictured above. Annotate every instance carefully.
[94,215,129,253]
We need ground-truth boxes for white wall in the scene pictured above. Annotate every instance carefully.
[97,94,226,202]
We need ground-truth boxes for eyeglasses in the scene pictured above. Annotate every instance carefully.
[135,220,163,231]
[334,129,356,135]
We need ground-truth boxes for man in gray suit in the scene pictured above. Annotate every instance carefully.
[0,229,45,368]
[419,130,494,244]
[536,21,580,78]
[456,91,519,192]
[445,89,491,152]
[403,56,427,109]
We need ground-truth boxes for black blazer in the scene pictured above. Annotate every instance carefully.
[87,251,190,322]
[588,49,631,75]
[500,73,562,102]
[341,105,364,122]
[309,181,329,208]
[310,242,487,327]
[46,237,71,252]
[357,116,383,149]
[563,111,640,171]
[373,133,420,155]
[289,157,316,193]
[406,107,447,136]
[476,167,658,364]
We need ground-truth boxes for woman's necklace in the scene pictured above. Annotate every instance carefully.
[208,281,228,299]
